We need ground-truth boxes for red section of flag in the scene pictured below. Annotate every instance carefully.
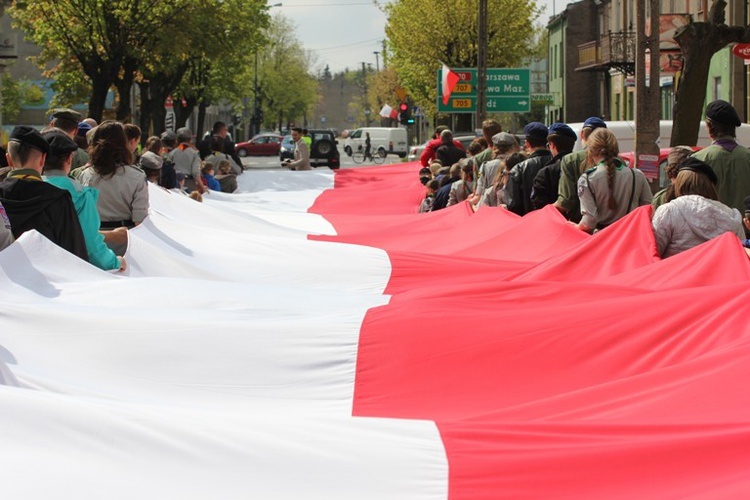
[309,164,750,499]
[441,62,460,105]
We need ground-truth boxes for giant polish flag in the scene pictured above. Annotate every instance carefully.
[2,163,750,499]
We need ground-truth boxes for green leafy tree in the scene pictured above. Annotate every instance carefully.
[10,0,190,122]
[1,75,38,122]
[384,0,542,117]
[256,15,318,131]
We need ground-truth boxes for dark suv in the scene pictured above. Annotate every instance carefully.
[279,129,340,169]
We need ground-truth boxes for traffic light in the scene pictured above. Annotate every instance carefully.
[399,102,412,125]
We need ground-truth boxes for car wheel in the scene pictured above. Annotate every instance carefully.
[314,139,334,156]
[237,149,248,158]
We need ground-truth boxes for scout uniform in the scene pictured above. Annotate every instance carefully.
[0,126,88,261]
[691,100,750,216]
[577,160,652,230]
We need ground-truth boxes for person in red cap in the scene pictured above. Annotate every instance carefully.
[0,126,88,260]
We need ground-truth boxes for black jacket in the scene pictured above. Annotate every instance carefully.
[0,173,88,261]
[504,148,552,216]
[530,150,572,210]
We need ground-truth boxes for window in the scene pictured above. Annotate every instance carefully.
[713,77,722,101]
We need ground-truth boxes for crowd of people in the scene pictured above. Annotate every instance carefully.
[418,99,750,258]
[0,109,247,271]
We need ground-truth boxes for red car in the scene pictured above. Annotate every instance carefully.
[235,133,283,157]
[619,147,702,169]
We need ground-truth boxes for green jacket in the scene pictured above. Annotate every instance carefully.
[691,139,750,215]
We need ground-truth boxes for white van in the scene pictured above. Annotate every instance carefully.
[344,127,408,158]
[568,120,750,152]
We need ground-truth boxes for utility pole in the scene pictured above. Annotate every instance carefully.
[362,62,370,126]
[635,0,661,188]
[477,0,488,129]
[373,51,380,72]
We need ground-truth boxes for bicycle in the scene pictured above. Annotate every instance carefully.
[351,145,386,165]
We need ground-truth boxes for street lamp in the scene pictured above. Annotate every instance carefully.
[251,3,282,137]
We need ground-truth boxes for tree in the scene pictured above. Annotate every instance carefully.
[10,0,189,122]
[1,75,40,122]
[671,0,750,146]
[256,15,318,131]
[384,0,542,118]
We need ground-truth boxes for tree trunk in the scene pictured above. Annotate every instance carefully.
[174,96,198,129]
[197,101,208,138]
[138,81,153,142]
[671,53,714,146]
[114,59,137,122]
[670,0,750,146]
[87,75,111,124]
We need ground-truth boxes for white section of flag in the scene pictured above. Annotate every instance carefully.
[0,175,449,499]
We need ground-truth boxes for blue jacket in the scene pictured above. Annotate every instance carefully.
[45,172,119,270]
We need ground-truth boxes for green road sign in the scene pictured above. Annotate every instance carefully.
[486,97,530,113]
[531,93,555,105]
[484,69,530,97]
[437,68,531,113]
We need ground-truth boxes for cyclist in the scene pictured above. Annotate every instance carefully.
[364,132,372,161]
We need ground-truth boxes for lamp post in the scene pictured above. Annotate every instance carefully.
[373,51,380,72]
[252,3,282,138]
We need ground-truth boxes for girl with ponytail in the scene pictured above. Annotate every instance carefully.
[576,128,652,232]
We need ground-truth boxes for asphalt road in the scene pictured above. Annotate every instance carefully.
[240,144,406,170]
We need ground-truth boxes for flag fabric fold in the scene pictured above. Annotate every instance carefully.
[2,162,750,499]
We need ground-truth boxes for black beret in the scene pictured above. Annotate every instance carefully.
[676,156,718,185]
[705,100,741,127]
[51,108,82,123]
[42,130,79,156]
[523,122,548,140]
[9,126,50,154]
[548,122,577,140]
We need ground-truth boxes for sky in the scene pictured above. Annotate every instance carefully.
[279,0,575,74]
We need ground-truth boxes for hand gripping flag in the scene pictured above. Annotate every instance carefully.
[441,62,460,105]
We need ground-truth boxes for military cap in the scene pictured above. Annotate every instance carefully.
[139,151,163,170]
[491,132,517,147]
[50,108,82,123]
[676,156,718,185]
[547,123,577,140]
[583,117,607,130]
[705,100,741,127]
[42,130,78,156]
[523,122,548,140]
[77,121,92,137]
[9,126,50,154]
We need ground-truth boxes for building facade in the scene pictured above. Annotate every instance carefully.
[549,0,748,124]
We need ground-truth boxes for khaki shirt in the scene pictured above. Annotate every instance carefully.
[0,200,13,251]
[577,162,652,229]
[288,139,311,171]
[168,145,202,179]
[79,164,149,223]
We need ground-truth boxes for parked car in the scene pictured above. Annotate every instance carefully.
[279,129,340,169]
[279,134,294,162]
[407,134,479,163]
[235,133,283,157]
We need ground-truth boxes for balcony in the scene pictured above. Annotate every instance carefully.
[576,31,636,75]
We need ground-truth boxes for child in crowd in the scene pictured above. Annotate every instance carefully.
[201,162,222,192]
[419,179,440,213]
[418,166,432,186]
[215,159,238,193]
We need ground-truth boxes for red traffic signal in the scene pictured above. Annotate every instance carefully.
[399,102,409,112]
